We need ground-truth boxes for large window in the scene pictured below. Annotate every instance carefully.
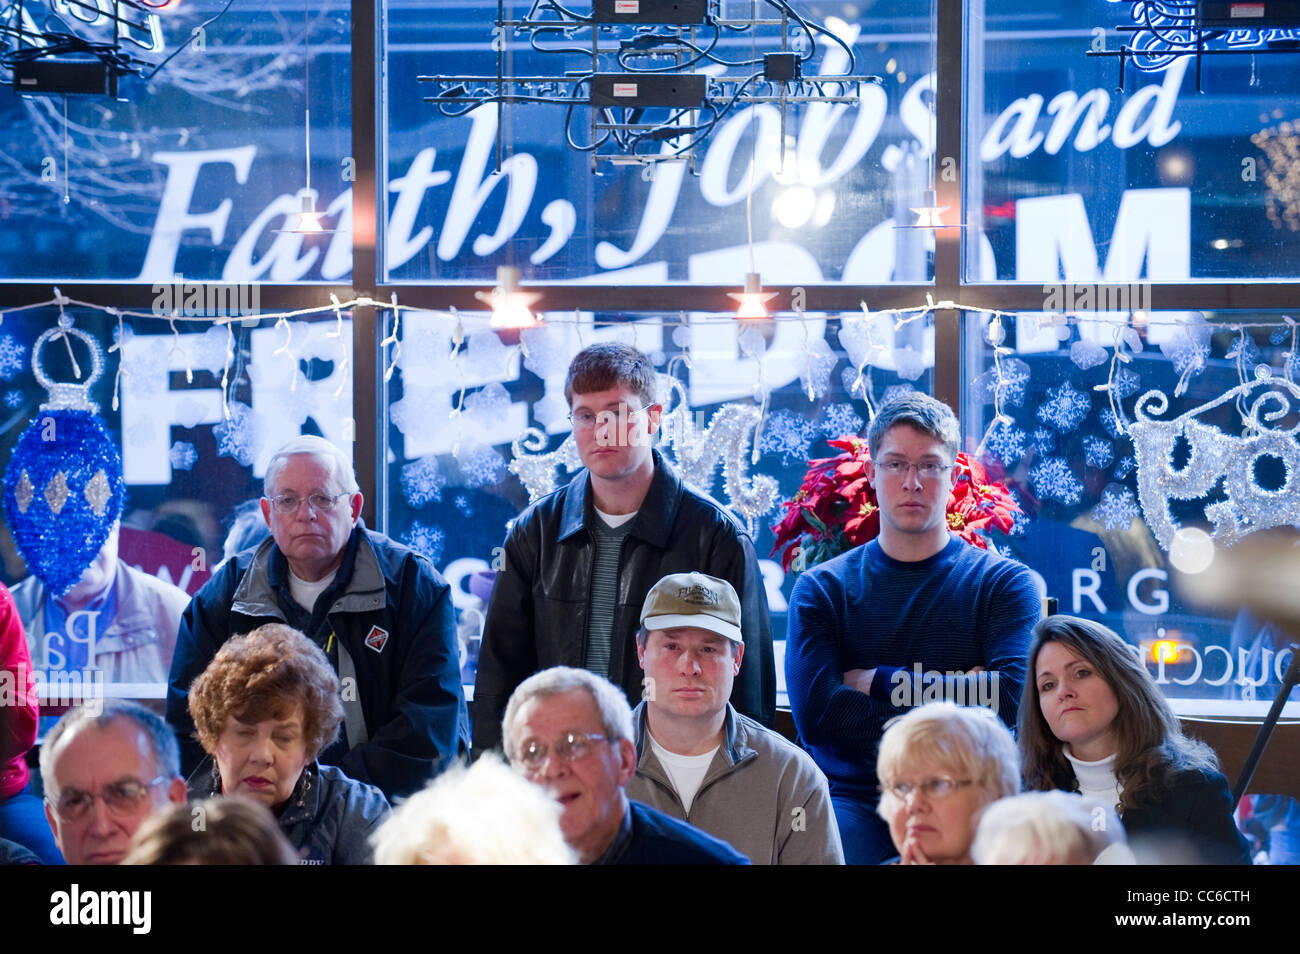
[0,307,353,702]
[968,2,1300,282]
[962,307,1298,704]
[381,1,937,284]
[0,1,352,282]
[383,306,936,686]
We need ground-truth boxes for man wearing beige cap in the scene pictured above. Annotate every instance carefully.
[626,572,844,864]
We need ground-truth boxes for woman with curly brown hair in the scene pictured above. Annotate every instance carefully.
[1020,615,1250,864]
[186,623,391,864]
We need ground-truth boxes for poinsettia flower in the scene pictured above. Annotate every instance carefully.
[771,434,1021,575]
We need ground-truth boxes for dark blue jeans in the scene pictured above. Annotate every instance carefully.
[831,794,897,865]
[0,784,65,865]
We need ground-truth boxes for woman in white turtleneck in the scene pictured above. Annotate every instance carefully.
[1018,615,1251,865]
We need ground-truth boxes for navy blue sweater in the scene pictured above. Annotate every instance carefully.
[611,801,751,865]
[785,536,1041,802]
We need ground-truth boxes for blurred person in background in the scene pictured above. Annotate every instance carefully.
[0,581,62,863]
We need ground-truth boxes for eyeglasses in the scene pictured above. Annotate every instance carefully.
[267,491,351,515]
[513,732,611,770]
[567,403,654,431]
[880,777,973,802]
[49,775,169,823]
[875,460,951,480]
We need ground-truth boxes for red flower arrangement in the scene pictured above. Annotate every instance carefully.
[770,437,1021,574]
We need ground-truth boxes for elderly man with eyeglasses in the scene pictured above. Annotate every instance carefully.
[166,436,467,801]
[41,701,188,865]
[503,666,747,865]
[784,394,1041,866]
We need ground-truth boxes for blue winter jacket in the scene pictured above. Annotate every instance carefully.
[167,526,469,800]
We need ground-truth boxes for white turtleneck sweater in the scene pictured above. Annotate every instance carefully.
[1064,748,1122,811]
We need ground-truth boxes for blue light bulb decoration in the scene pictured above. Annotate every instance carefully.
[2,321,124,596]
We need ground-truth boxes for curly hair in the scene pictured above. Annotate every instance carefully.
[1018,615,1218,815]
[187,623,343,761]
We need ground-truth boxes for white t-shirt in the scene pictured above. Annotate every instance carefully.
[594,506,636,528]
[648,731,718,815]
[1064,748,1122,810]
[289,568,337,612]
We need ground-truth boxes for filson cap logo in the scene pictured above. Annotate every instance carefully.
[641,571,743,644]
[676,583,719,606]
[365,626,389,653]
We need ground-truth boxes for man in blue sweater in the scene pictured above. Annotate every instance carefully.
[785,394,1041,865]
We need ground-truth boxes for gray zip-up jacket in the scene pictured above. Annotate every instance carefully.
[627,701,844,865]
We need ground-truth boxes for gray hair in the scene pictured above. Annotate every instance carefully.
[40,701,181,797]
[867,393,961,461]
[263,435,359,498]
[972,791,1129,865]
[501,667,634,759]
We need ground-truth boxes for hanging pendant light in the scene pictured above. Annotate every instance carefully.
[275,11,338,235]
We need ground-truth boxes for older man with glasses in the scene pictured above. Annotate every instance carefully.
[166,435,467,801]
[503,667,747,865]
[41,701,188,865]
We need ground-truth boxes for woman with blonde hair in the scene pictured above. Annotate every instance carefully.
[1019,614,1250,864]
[876,701,1020,865]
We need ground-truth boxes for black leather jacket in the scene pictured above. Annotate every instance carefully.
[473,451,775,752]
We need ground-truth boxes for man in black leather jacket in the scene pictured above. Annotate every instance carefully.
[473,344,774,753]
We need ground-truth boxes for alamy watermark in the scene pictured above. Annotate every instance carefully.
[152,274,261,318]
[1041,281,1152,314]
[889,664,999,712]
[0,664,105,715]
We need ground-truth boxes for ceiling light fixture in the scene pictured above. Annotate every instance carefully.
[275,7,336,235]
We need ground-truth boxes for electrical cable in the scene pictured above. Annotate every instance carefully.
[143,0,237,80]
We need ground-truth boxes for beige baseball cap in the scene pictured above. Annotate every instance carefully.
[639,571,743,643]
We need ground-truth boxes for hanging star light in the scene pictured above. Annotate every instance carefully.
[476,266,543,330]
[895,189,966,230]
[728,273,778,320]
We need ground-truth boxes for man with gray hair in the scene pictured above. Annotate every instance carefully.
[166,435,467,800]
[503,666,748,865]
[41,701,188,865]
[785,393,1041,865]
